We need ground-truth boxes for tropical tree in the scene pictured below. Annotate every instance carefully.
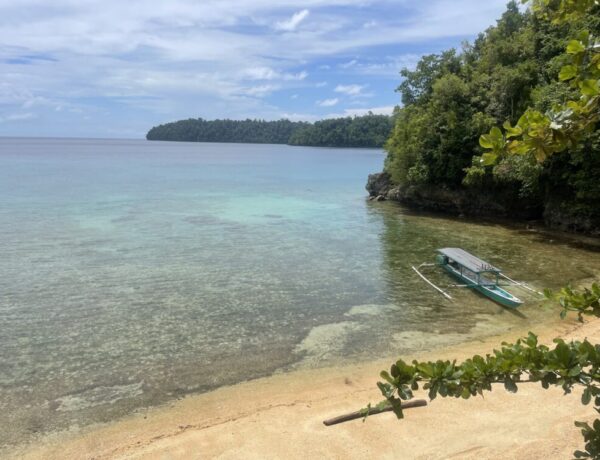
[383,0,600,230]
[477,0,599,166]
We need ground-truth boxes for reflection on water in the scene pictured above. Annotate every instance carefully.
[0,138,599,452]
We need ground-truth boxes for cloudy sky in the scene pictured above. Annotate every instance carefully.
[0,0,510,138]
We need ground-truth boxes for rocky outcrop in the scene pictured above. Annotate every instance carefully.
[366,171,600,236]
[365,171,541,220]
[543,200,600,236]
[366,172,393,198]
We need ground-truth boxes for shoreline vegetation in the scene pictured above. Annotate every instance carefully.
[146,114,394,148]
[11,311,599,460]
[369,1,600,236]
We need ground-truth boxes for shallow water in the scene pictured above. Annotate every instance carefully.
[0,138,599,450]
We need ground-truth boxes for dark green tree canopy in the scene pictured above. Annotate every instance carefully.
[384,0,600,231]
[146,114,394,149]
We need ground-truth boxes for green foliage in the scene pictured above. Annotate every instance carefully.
[288,113,394,148]
[397,50,462,106]
[146,118,305,144]
[384,0,600,228]
[546,283,600,321]
[376,329,600,457]
[479,3,600,167]
[146,114,394,148]
[386,1,546,189]
[528,0,600,24]
[575,419,600,459]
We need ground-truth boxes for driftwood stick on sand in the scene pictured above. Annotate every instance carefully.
[323,399,428,426]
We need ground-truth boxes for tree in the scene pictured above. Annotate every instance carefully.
[477,0,599,166]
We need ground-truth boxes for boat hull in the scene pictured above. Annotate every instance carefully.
[440,264,523,308]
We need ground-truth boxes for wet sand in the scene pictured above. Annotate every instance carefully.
[10,312,599,460]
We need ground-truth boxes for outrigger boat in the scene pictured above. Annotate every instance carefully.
[412,248,543,308]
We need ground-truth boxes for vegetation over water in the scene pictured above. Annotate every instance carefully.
[146,113,393,148]
[383,0,600,231]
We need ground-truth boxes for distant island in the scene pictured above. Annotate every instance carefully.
[146,113,394,148]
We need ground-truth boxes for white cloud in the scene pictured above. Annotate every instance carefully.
[242,67,308,81]
[317,97,339,107]
[241,84,280,97]
[334,84,365,96]
[274,9,310,32]
[315,81,328,87]
[339,59,357,69]
[243,67,280,80]
[351,54,421,76]
[286,70,308,81]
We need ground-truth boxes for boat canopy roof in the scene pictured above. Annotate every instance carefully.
[437,248,501,274]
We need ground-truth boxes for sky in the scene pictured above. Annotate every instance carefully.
[0,0,511,138]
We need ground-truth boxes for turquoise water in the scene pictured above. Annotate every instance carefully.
[1,138,599,450]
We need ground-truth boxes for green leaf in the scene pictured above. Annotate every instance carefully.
[579,79,599,96]
[377,381,394,399]
[479,134,494,149]
[489,127,503,142]
[389,398,404,419]
[481,152,497,166]
[576,30,590,46]
[507,140,530,155]
[503,120,523,138]
[480,127,504,151]
[566,40,586,54]
[526,332,538,348]
[559,65,578,81]
[380,371,395,384]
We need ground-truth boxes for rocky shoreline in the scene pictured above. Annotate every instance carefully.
[366,171,600,236]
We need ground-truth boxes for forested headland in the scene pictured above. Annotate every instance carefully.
[369,1,600,234]
[146,114,393,148]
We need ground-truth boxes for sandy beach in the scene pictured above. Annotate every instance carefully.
[8,311,598,460]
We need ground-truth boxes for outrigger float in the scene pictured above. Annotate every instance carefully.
[412,248,543,308]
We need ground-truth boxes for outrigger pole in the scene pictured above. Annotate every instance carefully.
[411,264,453,300]
[498,273,544,297]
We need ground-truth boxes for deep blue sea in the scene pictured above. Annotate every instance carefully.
[1,137,598,449]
